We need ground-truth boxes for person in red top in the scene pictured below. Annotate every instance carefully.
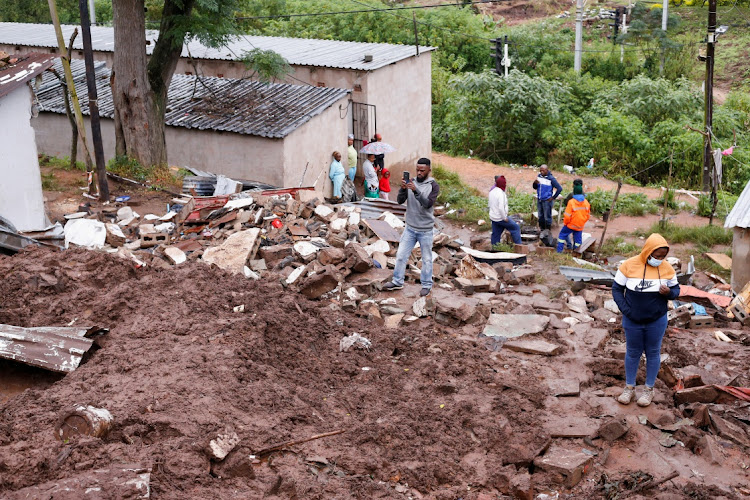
[379,167,391,200]
[556,182,590,252]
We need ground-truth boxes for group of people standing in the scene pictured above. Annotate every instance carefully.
[489,164,591,254]
[329,134,391,202]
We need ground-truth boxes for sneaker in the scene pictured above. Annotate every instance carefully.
[419,288,431,297]
[382,281,403,291]
[617,385,635,405]
[637,386,655,407]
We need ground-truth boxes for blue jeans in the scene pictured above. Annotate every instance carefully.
[623,314,668,387]
[491,219,521,245]
[556,225,582,252]
[537,199,553,230]
[392,225,434,289]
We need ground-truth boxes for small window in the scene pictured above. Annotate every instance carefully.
[317,82,326,87]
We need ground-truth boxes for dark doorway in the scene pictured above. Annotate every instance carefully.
[351,101,376,172]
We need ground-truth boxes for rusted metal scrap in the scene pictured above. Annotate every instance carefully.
[0,324,104,373]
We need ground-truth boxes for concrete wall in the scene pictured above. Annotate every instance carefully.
[732,227,750,291]
[282,95,350,196]
[32,94,350,195]
[362,52,432,182]
[0,86,49,231]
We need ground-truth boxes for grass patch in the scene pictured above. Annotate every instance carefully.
[633,222,733,248]
[40,171,60,190]
[107,156,180,190]
[585,188,661,217]
[39,153,86,171]
[599,236,639,258]
[697,192,739,219]
[492,242,515,253]
[540,251,604,271]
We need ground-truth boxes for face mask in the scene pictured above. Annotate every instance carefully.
[647,256,663,267]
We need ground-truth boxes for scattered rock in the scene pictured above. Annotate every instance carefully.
[533,445,593,487]
[598,418,629,442]
[206,429,240,461]
[482,314,549,339]
[503,339,561,356]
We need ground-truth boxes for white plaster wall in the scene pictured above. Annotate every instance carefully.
[732,227,750,291]
[362,52,432,183]
[32,112,117,161]
[0,86,49,231]
[282,95,351,197]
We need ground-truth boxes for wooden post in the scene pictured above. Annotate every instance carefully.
[661,146,673,228]
[79,0,109,200]
[47,0,94,184]
[597,180,622,254]
[703,0,717,191]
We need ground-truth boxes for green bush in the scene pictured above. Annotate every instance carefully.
[635,222,733,247]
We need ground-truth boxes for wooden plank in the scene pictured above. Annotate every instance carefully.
[363,219,401,243]
[704,252,732,270]
[0,324,94,373]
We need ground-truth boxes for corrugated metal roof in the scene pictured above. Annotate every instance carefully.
[0,52,54,99]
[0,323,95,373]
[725,179,750,229]
[36,59,351,138]
[0,22,435,71]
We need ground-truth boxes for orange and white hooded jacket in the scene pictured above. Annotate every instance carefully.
[611,233,680,324]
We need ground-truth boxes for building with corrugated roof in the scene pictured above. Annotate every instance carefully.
[0,53,54,232]
[724,180,750,291]
[33,59,351,193]
[0,22,435,182]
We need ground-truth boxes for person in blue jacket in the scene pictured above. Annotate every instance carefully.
[611,233,680,407]
[328,151,345,200]
[531,164,562,231]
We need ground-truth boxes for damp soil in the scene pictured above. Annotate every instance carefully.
[0,247,549,499]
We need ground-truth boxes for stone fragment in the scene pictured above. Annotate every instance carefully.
[533,445,593,487]
[591,308,617,323]
[163,246,187,265]
[284,265,307,286]
[248,259,267,271]
[384,313,404,330]
[434,295,486,326]
[329,218,347,231]
[202,229,261,274]
[318,247,346,266]
[567,295,588,314]
[371,251,388,269]
[381,305,406,315]
[357,301,384,326]
[347,268,392,295]
[470,234,492,252]
[105,223,126,247]
[299,266,340,299]
[412,296,434,318]
[604,299,620,314]
[314,204,334,222]
[512,268,536,283]
[673,386,719,405]
[598,418,629,442]
[503,339,561,356]
[259,244,293,266]
[548,379,580,397]
[580,289,604,308]
[548,314,569,330]
[116,206,134,221]
[695,435,721,464]
[364,239,390,256]
[294,241,321,262]
[206,430,240,461]
[344,242,373,273]
[482,314,549,339]
[509,472,534,500]
[514,244,530,254]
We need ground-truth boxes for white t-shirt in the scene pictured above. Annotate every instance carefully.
[363,160,378,187]
[489,187,509,222]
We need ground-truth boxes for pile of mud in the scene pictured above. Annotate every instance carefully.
[0,247,548,498]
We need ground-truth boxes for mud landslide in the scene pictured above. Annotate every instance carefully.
[0,247,548,499]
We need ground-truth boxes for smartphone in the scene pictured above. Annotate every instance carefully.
[403,171,410,182]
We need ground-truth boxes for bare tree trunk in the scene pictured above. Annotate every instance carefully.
[111,0,165,167]
[112,0,195,169]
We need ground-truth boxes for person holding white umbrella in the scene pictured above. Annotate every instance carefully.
[360,141,396,199]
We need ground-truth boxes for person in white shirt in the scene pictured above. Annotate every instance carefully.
[363,153,380,198]
[489,175,521,247]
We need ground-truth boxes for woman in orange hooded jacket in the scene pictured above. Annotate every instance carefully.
[611,234,680,407]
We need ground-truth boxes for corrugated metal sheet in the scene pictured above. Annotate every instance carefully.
[559,266,616,284]
[341,198,407,221]
[0,22,435,71]
[0,324,95,373]
[36,59,350,138]
[725,179,750,229]
[0,52,54,99]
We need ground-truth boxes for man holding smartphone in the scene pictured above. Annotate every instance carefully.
[382,158,440,297]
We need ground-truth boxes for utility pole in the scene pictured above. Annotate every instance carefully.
[503,36,510,77]
[620,4,629,63]
[88,0,96,25]
[703,0,716,192]
[79,0,109,200]
[574,0,583,73]
[660,0,668,75]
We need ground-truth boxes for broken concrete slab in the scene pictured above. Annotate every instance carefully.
[533,444,593,487]
[674,385,719,405]
[591,308,618,323]
[512,268,536,284]
[259,244,293,266]
[318,247,346,266]
[434,295,487,326]
[567,295,588,314]
[412,296,434,318]
[202,228,261,274]
[344,242,373,273]
[384,313,405,330]
[299,266,341,299]
[346,268,392,295]
[163,246,187,265]
[544,417,599,439]
[503,339,561,356]
[105,223,126,247]
[548,379,580,397]
[481,314,549,339]
[598,418,629,442]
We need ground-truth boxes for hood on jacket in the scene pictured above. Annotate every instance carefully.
[639,233,669,264]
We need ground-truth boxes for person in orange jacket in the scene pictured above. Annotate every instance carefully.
[556,182,590,253]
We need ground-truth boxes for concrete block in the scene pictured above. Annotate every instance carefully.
[163,246,187,265]
[503,339,561,356]
[598,418,629,442]
[514,244,530,254]
[533,445,593,487]
[202,228,261,274]
[512,268,536,283]
[674,385,719,405]
[689,315,714,329]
